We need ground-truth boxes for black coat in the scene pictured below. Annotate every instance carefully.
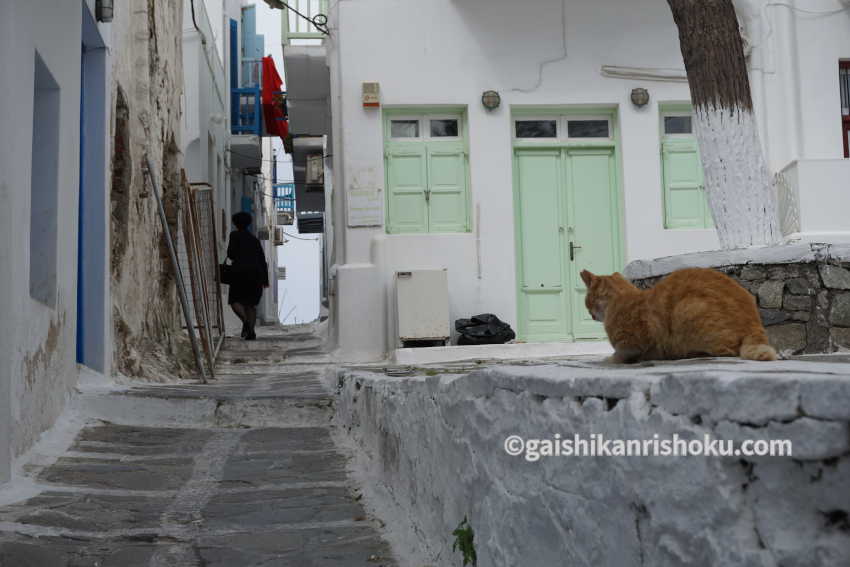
[226,229,269,306]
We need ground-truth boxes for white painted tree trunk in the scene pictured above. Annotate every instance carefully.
[694,105,780,249]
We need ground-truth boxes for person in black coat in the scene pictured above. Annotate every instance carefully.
[226,212,269,340]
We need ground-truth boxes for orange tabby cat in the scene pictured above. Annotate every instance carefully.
[580,267,777,363]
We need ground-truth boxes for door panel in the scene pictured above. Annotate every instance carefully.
[386,147,428,233]
[427,143,468,232]
[662,140,708,228]
[515,149,568,339]
[567,148,618,339]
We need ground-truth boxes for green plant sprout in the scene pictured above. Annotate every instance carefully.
[452,516,477,566]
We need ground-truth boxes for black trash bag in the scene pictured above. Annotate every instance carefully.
[455,314,516,345]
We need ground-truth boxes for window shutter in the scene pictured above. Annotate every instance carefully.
[385,144,428,233]
[662,139,708,228]
[426,141,468,232]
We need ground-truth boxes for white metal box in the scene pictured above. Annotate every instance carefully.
[395,269,450,345]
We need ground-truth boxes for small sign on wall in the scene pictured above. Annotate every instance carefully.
[347,186,383,227]
[362,82,380,107]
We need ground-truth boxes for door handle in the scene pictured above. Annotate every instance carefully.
[425,189,431,203]
[570,241,582,261]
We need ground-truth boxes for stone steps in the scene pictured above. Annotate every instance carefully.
[0,327,397,566]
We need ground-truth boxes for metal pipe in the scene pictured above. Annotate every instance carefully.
[143,156,208,383]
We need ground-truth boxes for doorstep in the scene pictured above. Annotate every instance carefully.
[392,340,614,365]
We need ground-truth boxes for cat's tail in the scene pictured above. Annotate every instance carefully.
[740,330,778,361]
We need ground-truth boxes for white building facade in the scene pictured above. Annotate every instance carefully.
[0,0,113,484]
[280,0,850,361]
[183,0,281,328]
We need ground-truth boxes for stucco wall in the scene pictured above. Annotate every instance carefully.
[337,361,850,566]
[0,0,111,476]
[324,0,850,360]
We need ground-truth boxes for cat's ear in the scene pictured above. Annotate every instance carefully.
[580,269,594,287]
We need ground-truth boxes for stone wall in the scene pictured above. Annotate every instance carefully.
[337,361,850,567]
[108,0,193,379]
[624,244,850,355]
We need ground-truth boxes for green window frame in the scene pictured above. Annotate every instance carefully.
[660,105,713,229]
[383,109,471,234]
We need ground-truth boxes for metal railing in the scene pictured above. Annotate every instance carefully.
[232,86,262,135]
[241,57,263,88]
[273,183,296,212]
[273,183,295,225]
[282,0,329,45]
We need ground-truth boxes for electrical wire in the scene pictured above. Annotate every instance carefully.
[762,1,850,47]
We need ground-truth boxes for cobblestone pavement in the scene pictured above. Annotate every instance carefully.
[0,326,397,566]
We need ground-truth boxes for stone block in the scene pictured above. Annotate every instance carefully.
[651,372,799,425]
[767,266,787,280]
[740,266,765,280]
[789,311,810,322]
[829,293,850,326]
[783,295,812,312]
[767,418,850,460]
[758,280,785,309]
[819,264,850,290]
[785,278,815,296]
[714,417,849,460]
[800,375,850,419]
[759,309,788,326]
[766,324,806,354]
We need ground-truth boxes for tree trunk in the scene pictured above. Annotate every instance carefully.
[667,0,780,249]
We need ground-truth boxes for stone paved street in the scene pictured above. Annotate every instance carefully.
[0,327,397,566]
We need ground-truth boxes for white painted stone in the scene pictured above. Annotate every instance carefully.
[337,358,850,565]
[393,340,613,365]
[717,417,849,460]
[624,243,850,281]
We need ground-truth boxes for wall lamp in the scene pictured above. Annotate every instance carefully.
[481,90,501,111]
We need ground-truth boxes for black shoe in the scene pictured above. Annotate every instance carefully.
[245,330,257,341]
[241,322,249,339]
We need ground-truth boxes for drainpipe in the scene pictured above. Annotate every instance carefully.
[777,0,803,161]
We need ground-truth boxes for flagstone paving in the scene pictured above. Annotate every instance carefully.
[0,327,396,567]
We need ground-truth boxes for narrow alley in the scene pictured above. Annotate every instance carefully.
[0,326,397,566]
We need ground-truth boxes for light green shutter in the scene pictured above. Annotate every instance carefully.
[386,144,428,233]
[662,139,710,228]
[426,141,468,232]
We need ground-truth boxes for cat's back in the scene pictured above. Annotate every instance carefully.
[643,268,758,332]
[650,267,751,302]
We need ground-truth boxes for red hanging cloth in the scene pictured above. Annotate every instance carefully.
[261,56,288,140]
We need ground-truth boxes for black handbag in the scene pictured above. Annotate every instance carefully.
[219,261,235,285]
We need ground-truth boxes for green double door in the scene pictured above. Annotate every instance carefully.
[514,146,622,342]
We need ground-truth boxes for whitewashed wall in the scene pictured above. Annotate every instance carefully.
[0,0,111,482]
[326,0,715,359]
[322,0,850,360]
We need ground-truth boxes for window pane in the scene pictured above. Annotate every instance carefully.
[515,120,557,138]
[664,116,693,135]
[567,120,609,138]
[430,119,459,137]
[391,120,419,138]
